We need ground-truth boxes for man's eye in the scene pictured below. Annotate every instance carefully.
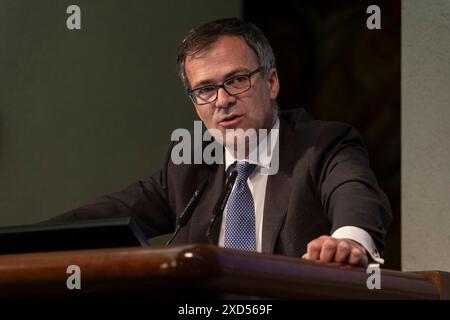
[198,86,216,95]
[236,75,248,82]
[228,75,248,84]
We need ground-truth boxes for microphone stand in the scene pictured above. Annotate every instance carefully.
[205,170,238,242]
[166,179,208,245]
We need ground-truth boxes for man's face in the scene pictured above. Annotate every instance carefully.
[184,35,279,145]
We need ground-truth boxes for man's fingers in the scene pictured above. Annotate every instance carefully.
[305,240,321,260]
[334,240,352,263]
[348,247,368,266]
[305,236,328,260]
[304,236,369,267]
[319,238,338,263]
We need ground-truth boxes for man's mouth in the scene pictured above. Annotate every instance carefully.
[219,114,243,128]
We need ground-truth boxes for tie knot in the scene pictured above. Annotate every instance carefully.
[234,162,257,180]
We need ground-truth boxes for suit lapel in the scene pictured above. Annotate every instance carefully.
[185,126,227,245]
[262,116,300,253]
[205,162,226,245]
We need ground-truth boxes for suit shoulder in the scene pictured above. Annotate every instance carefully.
[280,108,360,145]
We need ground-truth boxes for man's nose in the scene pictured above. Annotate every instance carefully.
[215,87,236,109]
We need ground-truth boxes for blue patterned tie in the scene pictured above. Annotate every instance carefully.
[224,162,257,251]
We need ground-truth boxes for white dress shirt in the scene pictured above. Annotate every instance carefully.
[218,117,384,264]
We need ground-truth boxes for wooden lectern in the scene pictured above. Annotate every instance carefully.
[0,244,448,299]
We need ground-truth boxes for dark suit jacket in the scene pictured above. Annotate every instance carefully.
[51,108,392,257]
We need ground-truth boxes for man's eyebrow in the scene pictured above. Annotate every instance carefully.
[192,68,251,89]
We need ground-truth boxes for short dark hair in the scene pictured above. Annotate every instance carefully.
[176,18,277,88]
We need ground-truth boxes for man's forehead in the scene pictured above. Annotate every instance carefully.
[185,35,259,87]
[188,35,253,59]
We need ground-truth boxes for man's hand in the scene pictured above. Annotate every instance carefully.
[302,235,369,267]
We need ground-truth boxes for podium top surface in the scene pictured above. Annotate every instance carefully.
[0,244,448,299]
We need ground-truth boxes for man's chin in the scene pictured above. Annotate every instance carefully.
[208,125,258,146]
[226,129,259,156]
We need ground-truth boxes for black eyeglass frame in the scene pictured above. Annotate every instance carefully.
[187,67,263,105]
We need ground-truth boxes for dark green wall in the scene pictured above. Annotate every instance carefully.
[0,0,241,226]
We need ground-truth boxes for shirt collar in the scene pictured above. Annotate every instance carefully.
[225,117,280,172]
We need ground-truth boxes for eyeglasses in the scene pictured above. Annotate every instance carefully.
[187,67,262,105]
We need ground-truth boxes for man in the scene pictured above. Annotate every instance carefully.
[52,18,392,267]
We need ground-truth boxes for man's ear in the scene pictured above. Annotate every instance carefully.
[266,68,280,100]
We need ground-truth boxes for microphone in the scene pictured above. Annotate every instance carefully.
[205,169,238,241]
[166,179,208,245]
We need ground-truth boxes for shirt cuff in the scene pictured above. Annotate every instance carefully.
[331,226,384,264]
